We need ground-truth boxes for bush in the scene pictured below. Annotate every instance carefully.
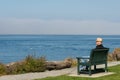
[23,55,46,72]
[6,62,25,74]
[6,55,46,74]
[0,63,6,75]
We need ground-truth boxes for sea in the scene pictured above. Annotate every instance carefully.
[0,35,120,64]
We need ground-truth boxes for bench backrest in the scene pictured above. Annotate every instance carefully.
[89,48,109,65]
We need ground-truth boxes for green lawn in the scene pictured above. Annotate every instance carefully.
[35,64,120,80]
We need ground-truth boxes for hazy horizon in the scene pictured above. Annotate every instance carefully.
[0,0,120,35]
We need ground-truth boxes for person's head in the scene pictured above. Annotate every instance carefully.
[96,37,102,46]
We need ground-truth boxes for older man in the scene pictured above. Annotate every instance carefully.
[95,37,106,49]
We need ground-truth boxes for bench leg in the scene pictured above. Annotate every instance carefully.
[77,64,80,75]
[89,66,92,76]
[94,65,96,70]
[77,59,80,75]
[105,63,107,72]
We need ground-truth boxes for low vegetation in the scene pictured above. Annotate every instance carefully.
[0,55,46,75]
[0,63,6,75]
[0,56,74,75]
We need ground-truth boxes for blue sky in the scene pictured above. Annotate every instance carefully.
[0,0,120,35]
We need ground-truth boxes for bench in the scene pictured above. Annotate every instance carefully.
[76,48,109,76]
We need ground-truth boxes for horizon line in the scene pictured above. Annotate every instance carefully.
[0,34,120,36]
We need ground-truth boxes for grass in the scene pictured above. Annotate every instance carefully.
[35,64,120,80]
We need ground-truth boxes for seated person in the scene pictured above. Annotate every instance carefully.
[80,37,107,70]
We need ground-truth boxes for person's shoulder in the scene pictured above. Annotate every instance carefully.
[93,47,109,50]
[103,47,109,50]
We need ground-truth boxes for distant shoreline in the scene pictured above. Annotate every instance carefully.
[0,34,120,36]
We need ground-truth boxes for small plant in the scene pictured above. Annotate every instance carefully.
[0,63,6,75]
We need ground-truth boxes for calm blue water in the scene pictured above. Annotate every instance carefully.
[0,35,120,64]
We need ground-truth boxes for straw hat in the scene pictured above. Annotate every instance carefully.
[96,37,102,42]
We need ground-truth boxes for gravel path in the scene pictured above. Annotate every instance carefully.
[0,67,76,80]
[0,61,120,80]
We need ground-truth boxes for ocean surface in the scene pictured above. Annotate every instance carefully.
[0,35,120,64]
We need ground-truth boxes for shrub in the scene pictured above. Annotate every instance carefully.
[0,63,6,75]
[6,55,46,74]
[23,55,46,72]
[6,62,24,74]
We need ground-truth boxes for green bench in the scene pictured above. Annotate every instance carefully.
[76,48,109,76]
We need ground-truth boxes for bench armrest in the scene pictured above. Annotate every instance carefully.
[76,56,90,59]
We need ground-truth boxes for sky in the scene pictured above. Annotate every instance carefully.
[0,0,120,35]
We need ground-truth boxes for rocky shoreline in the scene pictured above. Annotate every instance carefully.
[108,48,120,61]
[4,48,120,74]
[6,58,73,71]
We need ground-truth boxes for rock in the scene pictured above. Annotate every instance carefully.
[6,62,16,67]
[46,65,56,71]
[46,62,56,71]
[107,53,114,61]
[107,48,120,61]
[116,54,120,60]
[46,62,56,66]
[112,48,120,61]
[55,58,72,69]
[46,59,72,70]
[55,61,71,70]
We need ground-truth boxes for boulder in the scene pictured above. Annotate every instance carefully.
[55,58,72,69]
[112,48,120,61]
[46,62,56,71]
[107,53,114,61]
[46,58,72,70]
[55,61,71,70]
